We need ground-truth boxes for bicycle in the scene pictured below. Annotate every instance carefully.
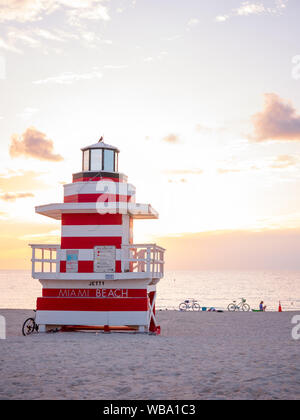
[22,310,39,336]
[227,298,250,312]
[179,299,201,312]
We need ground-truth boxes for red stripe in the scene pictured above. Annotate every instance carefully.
[37,297,148,311]
[64,194,132,203]
[42,289,147,298]
[61,213,123,225]
[115,260,121,273]
[60,260,122,273]
[61,237,122,249]
[73,177,123,183]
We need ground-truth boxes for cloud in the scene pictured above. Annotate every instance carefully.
[6,30,40,48]
[104,64,128,70]
[6,28,69,49]
[9,127,63,161]
[143,56,154,62]
[0,192,34,201]
[17,107,39,120]
[162,134,180,144]
[0,211,8,219]
[168,178,187,184]
[0,36,22,53]
[216,0,288,22]
[195,124,212,132]
[217,168,241,174]
[79,31,111,45]
[33,28,65,41]
[164,169,203,175]
[0,2,113,53]
[195,123,230,134]
[162,35,181,42]
[270,155,299,169]
[236,2,266,16]
[0,169,48,192]
[33,69,102,84]
[187,18,199,28]
[0,0,110,23]
[215,15,230,22]
[0,0,55,23]
[67,1,110,26]
[2,27,110,53]
[250,93,300,142]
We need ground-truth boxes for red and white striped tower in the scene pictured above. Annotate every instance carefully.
[30,138,165,333]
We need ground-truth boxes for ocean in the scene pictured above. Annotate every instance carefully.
[0,270,299,312]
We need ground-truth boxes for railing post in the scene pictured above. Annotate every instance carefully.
[153,246,156,276]
[41,248,44,273]
[50,248,52,273]
[147,247,151,275]
[32,246,35,278]
[56,246,60,273]
[121,246,124,273]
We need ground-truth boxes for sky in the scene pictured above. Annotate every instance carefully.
[1,0,300,269]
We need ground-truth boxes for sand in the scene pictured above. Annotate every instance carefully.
[0,309,299,400]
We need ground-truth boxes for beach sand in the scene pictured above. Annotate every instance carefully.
[0,309,299,400]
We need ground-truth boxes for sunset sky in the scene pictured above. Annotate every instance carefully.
[1,0,300,269]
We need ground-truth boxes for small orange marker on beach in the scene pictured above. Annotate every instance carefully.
[278,301,282,312]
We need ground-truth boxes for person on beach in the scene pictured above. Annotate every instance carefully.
[259,301,267,311]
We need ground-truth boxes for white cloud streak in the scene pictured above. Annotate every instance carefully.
[33,70,103,85]
[0,0,110,23]
[216,0,288,22]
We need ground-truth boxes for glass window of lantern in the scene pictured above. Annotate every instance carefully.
[83,150,90,171]
[90,149,102,171]
[103,149,115,172]
[115,153,119,172]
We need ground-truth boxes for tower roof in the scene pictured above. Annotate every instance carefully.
[81,139,120,153]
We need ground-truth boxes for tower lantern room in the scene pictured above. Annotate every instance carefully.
[29,136,165,334]
[81,137,119,173]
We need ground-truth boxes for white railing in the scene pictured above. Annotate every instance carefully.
[30,244,60,276]
[122,244,165,278]
[30,243,165,279]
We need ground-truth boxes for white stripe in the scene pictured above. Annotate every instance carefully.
[60,249,122,261]
[36,310,148,327]
[64,182,136,197]
[36,272,162,281]
[40,280,155,289]
[122,215,130,245]
[61,225,124,237]
[36,202,159,220]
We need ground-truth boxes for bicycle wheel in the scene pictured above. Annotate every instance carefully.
[227,303,236,312]
[179,302,188,311]
[192,303,200,311]
[242,303,250,312]
[22,318,36,336]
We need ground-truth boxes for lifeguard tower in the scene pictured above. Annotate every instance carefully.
[30,138,165,334]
